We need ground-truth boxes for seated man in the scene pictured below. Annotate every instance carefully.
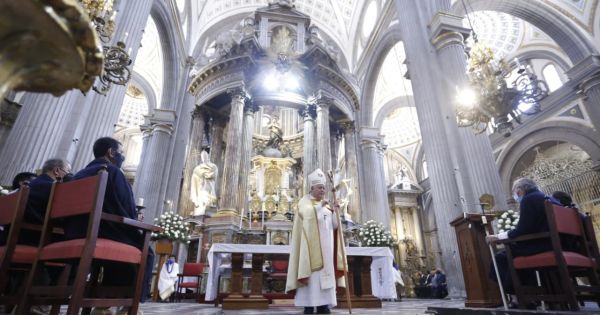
[431,269,447,298]
[65,137,154,313]
[158,255,179,301]
[0,161,70,246]
[486,178,552,307]
[0,172,37,245]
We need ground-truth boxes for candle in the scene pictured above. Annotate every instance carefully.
[137,197,144,207]
[239,208,244,229]
[127,48,132,55]
[122,32,128,43]
[110,10,117,21]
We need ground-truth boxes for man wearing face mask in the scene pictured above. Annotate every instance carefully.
[66,137,154,314]
[486,178,552,307]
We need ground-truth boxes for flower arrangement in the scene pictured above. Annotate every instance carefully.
[497,210,519,233]
[152,211,191,243]
[358,220,396,247]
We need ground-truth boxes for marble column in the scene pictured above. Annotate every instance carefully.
[341,121,361,222]
[316,97,333,196]
[330,124,342,170]
[0,91,85,183]
[430,13,508,210]
[394,0,465,296]
[180,107,208,216]
[236,100,258,214]
[132,128,152,197]
[209,116,226,199]
[71,1,153,170]
[412,207,425,256]
[576,69,600,140]
[300,104,316,194]
[218,88,248,216]
[135,111,175,222]
[359,134,390,227]
[394,207,406,267]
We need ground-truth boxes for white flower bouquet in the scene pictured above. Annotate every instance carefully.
[152,211,191,243]
[358,220,396,247]
[497,210,519,233]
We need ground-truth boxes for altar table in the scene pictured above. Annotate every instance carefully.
[205,243,398,306]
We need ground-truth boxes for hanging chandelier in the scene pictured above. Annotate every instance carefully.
[455,0,549,137]
[78,0,132,95]
[456,42,549,137]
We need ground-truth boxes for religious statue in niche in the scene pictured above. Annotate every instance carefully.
[271,26,294,56]
[190,150,218,216]
[264,163,282,195]
[266,116,283,149]
[333,168,353,220]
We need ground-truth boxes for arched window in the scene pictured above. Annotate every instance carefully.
[362,1,378,38]
[542,64,563,92]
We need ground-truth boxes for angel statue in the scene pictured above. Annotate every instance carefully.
[333,168,353,221]
[190,151,218,216]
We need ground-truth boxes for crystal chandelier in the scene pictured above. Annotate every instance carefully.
[78,0,132,95]
[456,42,549,137]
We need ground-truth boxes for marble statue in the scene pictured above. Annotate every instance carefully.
[190,151,218,216]
[333,168,353,220]
[266,116,283,149]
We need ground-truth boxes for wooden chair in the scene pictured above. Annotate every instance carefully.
[0,187,33,311]
[503,201,600,310]
[18,170,159,315]
[175,262,204,302]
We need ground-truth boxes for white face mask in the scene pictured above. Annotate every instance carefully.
[513,193,522,203]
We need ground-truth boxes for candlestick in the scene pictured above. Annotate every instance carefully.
[121,31,128,43]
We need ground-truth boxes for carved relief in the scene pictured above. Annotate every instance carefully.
[265,163,282,194]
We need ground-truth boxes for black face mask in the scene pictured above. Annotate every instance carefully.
[113,152,125,168]
[62,173,75,182]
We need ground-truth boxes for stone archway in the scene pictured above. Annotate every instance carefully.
[497,122,600,193]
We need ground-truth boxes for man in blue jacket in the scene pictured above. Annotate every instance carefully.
[67,137,154,310]
[486,178,551,307]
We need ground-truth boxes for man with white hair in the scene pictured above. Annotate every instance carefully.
[286,168,346,314]
[486,177,552,308]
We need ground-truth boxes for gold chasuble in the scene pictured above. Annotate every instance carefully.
[285,194,347,299]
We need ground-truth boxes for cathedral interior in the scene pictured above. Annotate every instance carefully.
[2,0,600,304]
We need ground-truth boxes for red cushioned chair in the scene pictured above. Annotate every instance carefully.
[17,170,159,315]
[503,201,600,310]
[264,255,293,303]
[0,187,34,312]
[175,262,204,302]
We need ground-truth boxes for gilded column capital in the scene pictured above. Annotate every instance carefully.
[299,104,317,120]
[243,98,259,113]
[339,120,356,133]
[226,86,250,101]
[315,94,335,109]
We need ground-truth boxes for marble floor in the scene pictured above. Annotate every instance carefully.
[4,298,600,315]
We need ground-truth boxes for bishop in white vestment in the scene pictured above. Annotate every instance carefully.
[286,169,347,314]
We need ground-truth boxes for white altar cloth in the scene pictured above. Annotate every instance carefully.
[205,244,398,301]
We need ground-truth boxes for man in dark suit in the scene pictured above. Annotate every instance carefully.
[486,178,551,306]
[66,137,154,311]
[0,159,71,246]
